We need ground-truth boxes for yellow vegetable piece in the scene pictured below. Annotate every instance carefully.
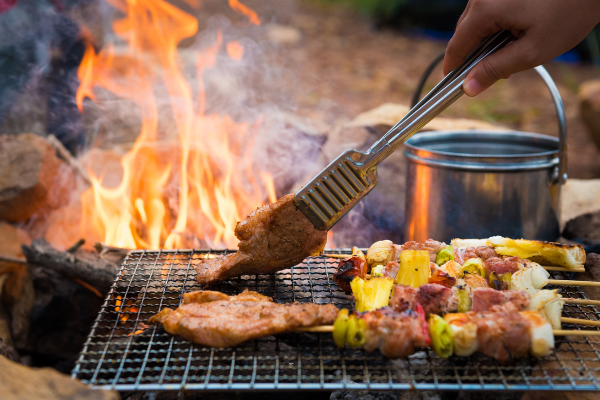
[350,276,394,312]
[346,315,367,348]
[371,265,385,277]
[396,250,430,288]
[333,309,349,348]
[456,287,471,312]
[461,258,485,277]
[429,314,454,358]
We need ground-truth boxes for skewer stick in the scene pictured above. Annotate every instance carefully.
[299,325,600,336]
[561,317,600,327]
[564,298,600,306]
[548,280,600,287]
[296,326,334,333]
[553,330,600,336]
[544,266,585,273]
[324,255,584,272]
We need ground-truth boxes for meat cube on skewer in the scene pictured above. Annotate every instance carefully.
[390,284,533,314]
[362,307,430,359]
[471,287,531,312]
[149,289,338,347]
[194,194,327,287]
[416,283,452,316]
[390,284,417,313]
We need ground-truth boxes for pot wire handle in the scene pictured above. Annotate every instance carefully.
[361,30,515,170]
[411,53,567,185]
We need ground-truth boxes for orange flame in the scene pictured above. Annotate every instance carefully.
[228,0,260,25]
[77,0,274,250]
[128,322,150,336]
[226,41,244,61]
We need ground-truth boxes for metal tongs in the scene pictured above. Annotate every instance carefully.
[295,30,515,230]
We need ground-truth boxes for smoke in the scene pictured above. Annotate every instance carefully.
[3,0,406,250]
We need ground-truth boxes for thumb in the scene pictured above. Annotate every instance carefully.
[463,37,535,96]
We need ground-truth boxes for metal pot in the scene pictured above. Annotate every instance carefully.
[404,65,567,243]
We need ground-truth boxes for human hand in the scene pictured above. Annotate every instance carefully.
[444,0,600,96]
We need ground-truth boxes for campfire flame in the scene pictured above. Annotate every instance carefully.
[76,0,276,250]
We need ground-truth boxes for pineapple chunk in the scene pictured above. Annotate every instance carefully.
[396,250,430,288]
[351,276,394,312]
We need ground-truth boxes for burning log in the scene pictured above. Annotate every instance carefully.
[21,239,119,294]
[0,134,74,222]
[0,355,118,400]
[93,242,131,259]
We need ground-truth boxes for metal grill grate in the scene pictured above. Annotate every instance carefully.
[72,249,600,392]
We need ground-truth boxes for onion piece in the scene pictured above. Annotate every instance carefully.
[510,268,536,295]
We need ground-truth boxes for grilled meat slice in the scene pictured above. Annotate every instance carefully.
[484,256,527,276]
[416,283,452,316]
[362,307,430,359]
[149,289,338,348]
[473,310,531,362]
[390,284,418,313]
[333,256,367,292]
[382,261,400,279]
[471,288,531,312]
[194,194,327,286]
[445,310,533,361]
[455,246,498,265]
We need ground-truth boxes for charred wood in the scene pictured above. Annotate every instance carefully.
[21,238,119,294]
[94,242,131,259]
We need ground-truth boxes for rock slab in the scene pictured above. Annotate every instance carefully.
[0,134,62,222]
[0,355,118,400]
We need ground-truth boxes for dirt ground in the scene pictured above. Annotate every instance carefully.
[236,0,600,179]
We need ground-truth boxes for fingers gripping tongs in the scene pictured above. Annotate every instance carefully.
[294,30,515,230]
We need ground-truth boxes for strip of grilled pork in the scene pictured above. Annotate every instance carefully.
[148,289,338,347]
[194,194,327,287]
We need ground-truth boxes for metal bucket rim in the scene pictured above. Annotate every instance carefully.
[404,129,559,160]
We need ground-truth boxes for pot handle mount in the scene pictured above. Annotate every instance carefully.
[411,54,568,184]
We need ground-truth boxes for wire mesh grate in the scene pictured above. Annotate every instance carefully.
[72,249,600,392]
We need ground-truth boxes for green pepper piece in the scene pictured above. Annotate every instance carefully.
[461,258,485,277]
[429,314,454,358]
[346,315,367,349]
[456,286,471,312]
[435,245,455,266]
[332,309,349,348]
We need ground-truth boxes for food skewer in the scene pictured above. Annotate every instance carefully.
[358,275,592,285]
[149,287,600,363]
[325,256,584,273]
[324,257,584,273]
[330,293,600,308]
[298,325,600,336]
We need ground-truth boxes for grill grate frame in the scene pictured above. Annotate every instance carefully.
[72,249,600,392]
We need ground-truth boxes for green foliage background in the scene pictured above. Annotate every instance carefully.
[319,0,406,20]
